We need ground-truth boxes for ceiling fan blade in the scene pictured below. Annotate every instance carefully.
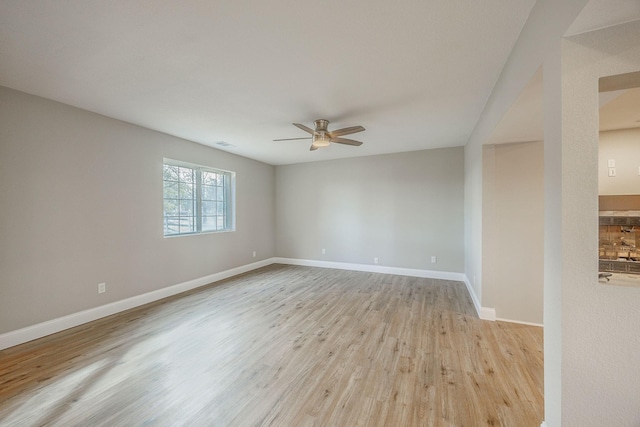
[330,137,363,146]
[293,123,315,135]
[310,144,319,151]
[328,125,365,137]
[273,137,312,141]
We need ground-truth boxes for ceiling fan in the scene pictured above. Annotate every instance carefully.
[273,119,365,151]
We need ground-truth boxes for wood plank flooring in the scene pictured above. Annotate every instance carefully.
[0,265,543,426]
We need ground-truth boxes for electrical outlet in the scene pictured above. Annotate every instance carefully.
[252,251,256,258]
[98,282,106,294]
[608,159,615,168]
[322,248,326,254]
[431,256,437,263]
[374,257,379,264]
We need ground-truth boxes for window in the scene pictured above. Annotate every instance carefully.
[163,160,235,236]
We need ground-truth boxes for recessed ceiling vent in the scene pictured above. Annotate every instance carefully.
[215,141,235,148]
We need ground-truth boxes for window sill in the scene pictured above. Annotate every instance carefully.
[163,229,236,238]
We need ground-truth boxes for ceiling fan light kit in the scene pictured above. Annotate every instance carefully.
[312,131,331,148]
[274,119,365,151]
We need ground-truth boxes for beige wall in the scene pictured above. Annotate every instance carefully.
[276,148,465,273]
[482,141,544,324]
[599,128,640,195]
[0,86,276,334]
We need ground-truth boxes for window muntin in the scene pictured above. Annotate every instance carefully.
[163,160,234,236]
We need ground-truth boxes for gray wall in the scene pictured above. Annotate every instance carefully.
[0,86,276,334]
[561,22,640,426]
[482,141,544,324]
[275,148,465,273]
[462,1,592,424]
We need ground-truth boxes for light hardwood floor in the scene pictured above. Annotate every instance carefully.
[0,265,543,426]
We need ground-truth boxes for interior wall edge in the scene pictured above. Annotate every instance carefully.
[0,258,276,351]
[462,274,482,318]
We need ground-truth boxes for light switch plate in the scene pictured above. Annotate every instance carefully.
[608,168,616,177]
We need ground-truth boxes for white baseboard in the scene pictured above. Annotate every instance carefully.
[2,258,525,350]
[462,275,482,318]
[496,317,543,327]
[461,275,543,326]
[274,257,466,282]
[0,258,276,351]
[480,306,497,321]
[461,275,496,321]
[541,421,548,427]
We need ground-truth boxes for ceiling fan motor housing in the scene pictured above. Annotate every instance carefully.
[313,119,329,132]
[274,119,364,150]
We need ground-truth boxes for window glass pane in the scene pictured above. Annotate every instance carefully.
[202,216,216,231]
[179,182,194,200]
[216,186,224,200]
[202,171,216,186]
[163,165,179,181]
[217,216,225,229]
[164,199,179,216]
[202,184,216,201]
[217,201,225,215]
[164,216,181,235]
[179,217,196,234]
[180,199,194,215]
[178,167,195,182]
[202,200,215,215]
[163,181,178,199]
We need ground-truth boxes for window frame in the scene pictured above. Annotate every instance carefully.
[163,158,235,237]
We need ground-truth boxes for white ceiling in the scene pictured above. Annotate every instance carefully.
[0,0,538,165]
[485,76,640,147]
[486,0,640,146]
[565,0,640,36]
[484,76,640,147]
